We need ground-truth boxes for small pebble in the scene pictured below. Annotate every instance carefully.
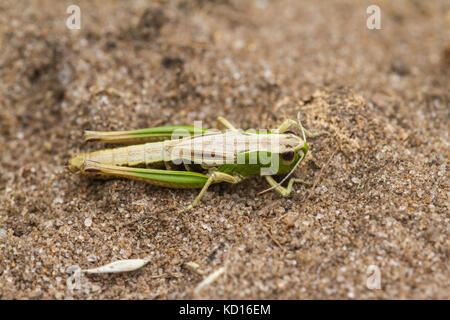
[351,177,361,184]
[0,229,7,239]
[84,218,92,227]
[87,254,97,262]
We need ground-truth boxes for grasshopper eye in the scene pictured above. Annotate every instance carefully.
[281,150,295,164]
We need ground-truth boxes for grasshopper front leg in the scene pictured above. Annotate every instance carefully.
[264,176,311,197]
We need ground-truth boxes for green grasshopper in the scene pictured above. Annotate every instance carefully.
[68,114,325,212]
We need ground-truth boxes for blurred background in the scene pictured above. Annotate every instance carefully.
[0,0,448,299]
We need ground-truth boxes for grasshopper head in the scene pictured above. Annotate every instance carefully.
[275,133,308,175]
[258,112,311,195]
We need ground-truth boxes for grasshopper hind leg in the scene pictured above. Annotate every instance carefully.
[78,161,240,212]
[79,161,210,189]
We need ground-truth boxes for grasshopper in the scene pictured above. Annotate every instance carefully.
[68,114,325,212]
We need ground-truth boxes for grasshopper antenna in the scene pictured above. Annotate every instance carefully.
[297,111,307,143]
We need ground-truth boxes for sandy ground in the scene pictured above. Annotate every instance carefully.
[0,0,449,299]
